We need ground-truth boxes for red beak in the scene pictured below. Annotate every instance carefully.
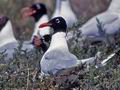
[39,22,52,28]
[21,7,36,18]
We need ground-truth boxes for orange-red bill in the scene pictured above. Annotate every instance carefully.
[39,23,52,28]
[21,7,36,18]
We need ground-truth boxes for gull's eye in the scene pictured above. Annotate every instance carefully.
[56,19,60,23]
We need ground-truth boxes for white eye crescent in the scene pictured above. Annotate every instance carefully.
[56,19,60,23]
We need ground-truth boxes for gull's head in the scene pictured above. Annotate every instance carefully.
[21,3,47,19]
[39,17,67,33]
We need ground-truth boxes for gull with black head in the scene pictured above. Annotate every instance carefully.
[22,3,51,52]
[39,17,99,76]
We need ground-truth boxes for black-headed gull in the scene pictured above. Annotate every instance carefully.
[39,17,98,76]
[22,3,51,52]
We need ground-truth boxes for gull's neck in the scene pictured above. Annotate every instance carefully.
[55,0,61,14]
[48,32,69,51]
[61,0,70,9]
[32,15,50,37]
[55,0,71,14]
[35,15,49,26]
[107,0,120,13]
[60,0,77,28]
[34,12,47,22]
[0,21,17,47]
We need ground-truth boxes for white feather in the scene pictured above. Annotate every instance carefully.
[0,20,17,47]
[32,15,50,39]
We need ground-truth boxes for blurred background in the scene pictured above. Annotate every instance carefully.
[0,0,111,40]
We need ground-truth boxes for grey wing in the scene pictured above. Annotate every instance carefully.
[80,12,119,37]
[41,49,79,74]
[0,42,18,63]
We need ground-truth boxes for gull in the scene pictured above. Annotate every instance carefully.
[78,0,120,45]
[39,17,99,77]
[21,3,51,52]
[0,16,33,63]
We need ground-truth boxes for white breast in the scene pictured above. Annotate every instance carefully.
[32,15,50,39]
[107,0,120,14]
[0,20,17,47]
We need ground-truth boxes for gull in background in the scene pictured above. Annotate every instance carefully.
[78,0,120,46]
[22,3,51,52]
[0,16,34,63]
